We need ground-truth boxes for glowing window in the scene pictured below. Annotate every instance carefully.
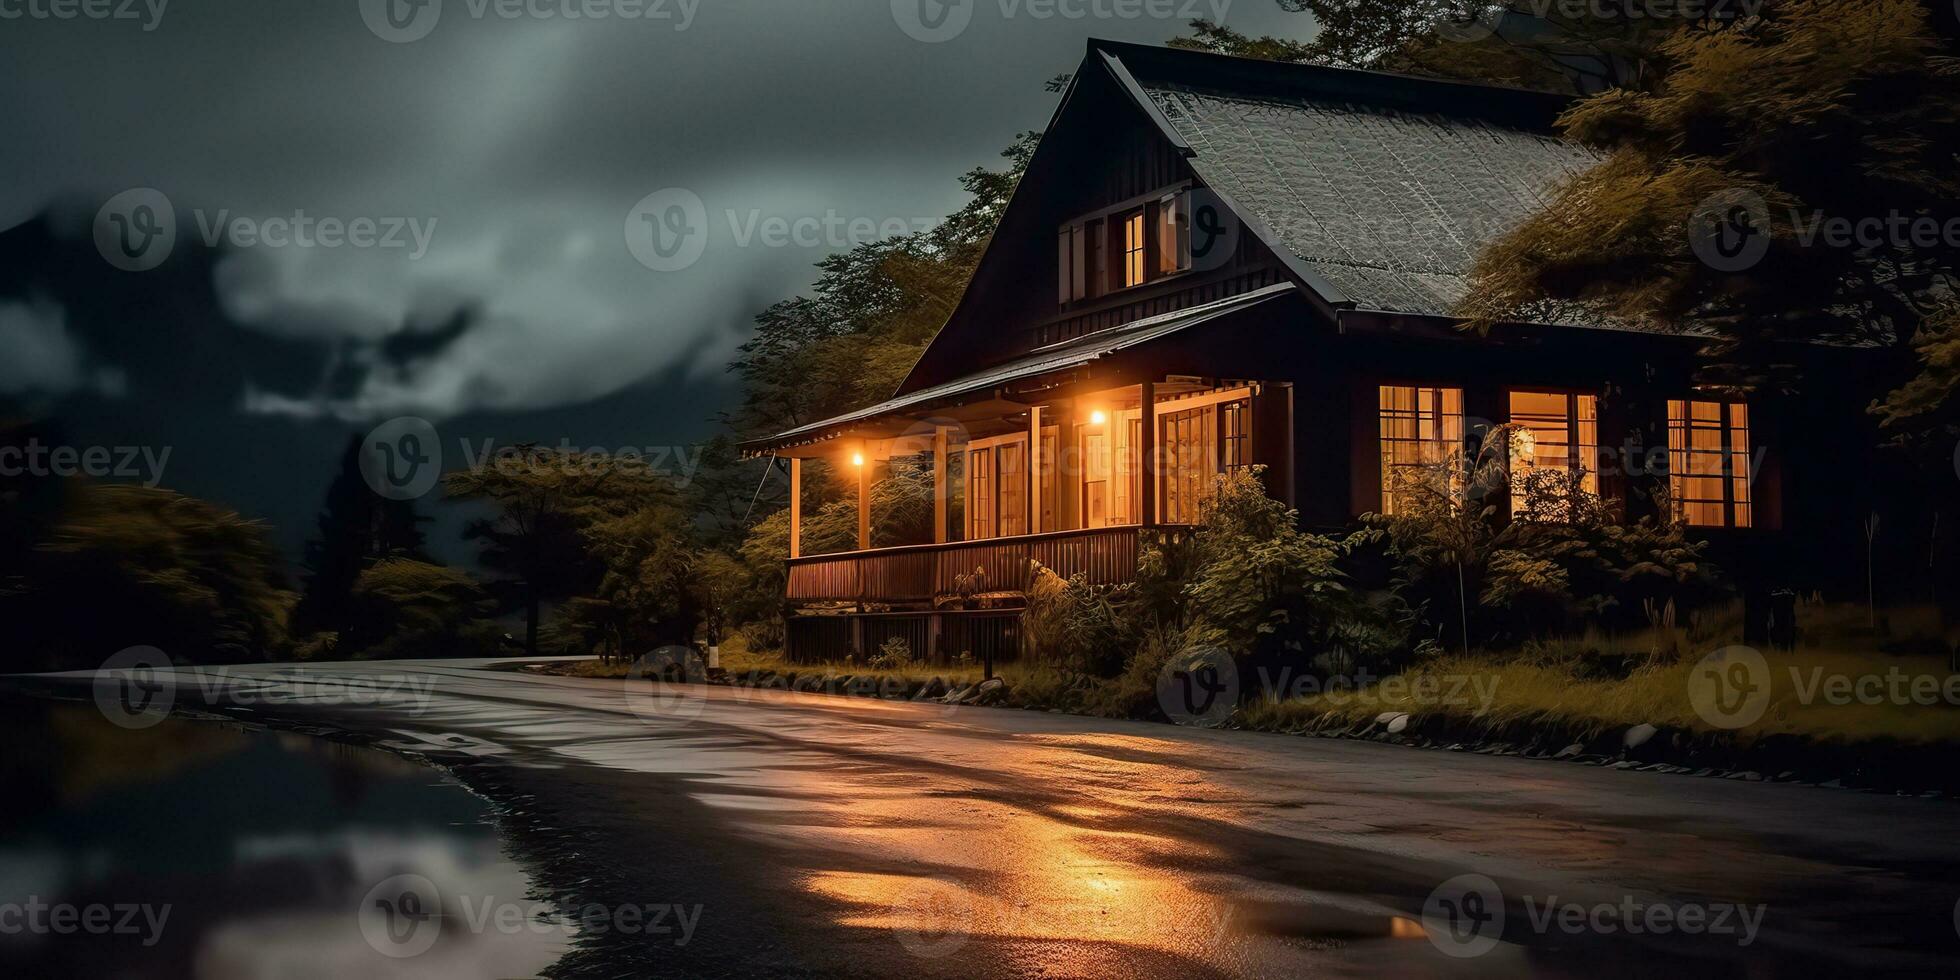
[1378,386,1464,514]
[1122,212,1147,288]
[1509,391,1600,512]
[1668,400,1752,528]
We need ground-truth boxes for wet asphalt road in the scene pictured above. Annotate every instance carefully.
[12,658,1960,978]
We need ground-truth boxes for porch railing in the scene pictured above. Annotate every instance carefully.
[785,525,1188,604]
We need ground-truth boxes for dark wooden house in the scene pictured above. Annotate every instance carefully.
[742,40,1883,663]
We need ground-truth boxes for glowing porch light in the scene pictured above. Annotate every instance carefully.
[851,451,865,467]
[1089,409,1107,425]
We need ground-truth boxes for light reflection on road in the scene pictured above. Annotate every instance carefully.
[21,659,1957,979]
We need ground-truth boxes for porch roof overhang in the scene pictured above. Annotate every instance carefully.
[738,283,1297,457]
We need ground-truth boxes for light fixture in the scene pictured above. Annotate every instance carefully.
[1089,409,1107,425]
[851,452,865,467]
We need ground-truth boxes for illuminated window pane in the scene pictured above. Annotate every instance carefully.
[968,447,993,540]
[1378,386,1465,514]
[1668,399,1752,528]
[1122,212,1146,288]
[1508,391,1600,511]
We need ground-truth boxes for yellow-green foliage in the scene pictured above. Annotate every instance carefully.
[1464,0,1960,402]
[1247,608,1960,746]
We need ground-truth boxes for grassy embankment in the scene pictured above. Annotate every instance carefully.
[544,604,1960,745]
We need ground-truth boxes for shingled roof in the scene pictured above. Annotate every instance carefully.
[1102,41,1599,319]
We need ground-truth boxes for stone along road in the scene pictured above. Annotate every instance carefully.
[17,659,1960,978]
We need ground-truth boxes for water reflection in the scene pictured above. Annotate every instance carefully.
[0,701,567,979]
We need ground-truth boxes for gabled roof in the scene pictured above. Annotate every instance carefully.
[1097,40,1599,319]
[740,284,1295,453]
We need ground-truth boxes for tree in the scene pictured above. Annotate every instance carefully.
[294,434,429,636]
[8,483,295,668]
[1171,1,1697,94]
[1459,0,1960,419]
[341,558,500,660]
[443,446,677,655]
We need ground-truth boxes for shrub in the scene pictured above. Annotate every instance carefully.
[869,635,913,670]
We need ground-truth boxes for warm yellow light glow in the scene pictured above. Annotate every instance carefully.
[852,452,865,467]
[1089,410,1107,425]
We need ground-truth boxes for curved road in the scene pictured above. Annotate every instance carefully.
[15,659,1960,978]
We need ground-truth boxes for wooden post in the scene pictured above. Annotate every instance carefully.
[932,425,949,543]
[1138,380,1158,527]
[857,446,871,551]
[788,456,802,559]
[1027,406,1043,534]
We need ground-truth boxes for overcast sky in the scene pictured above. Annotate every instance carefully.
[0,0,1313,558]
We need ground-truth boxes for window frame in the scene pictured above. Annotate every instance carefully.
[1668,398,1753,528]
[1056,182,1199,306]
[1377,384,1466,515]
[1506,389,1602,509]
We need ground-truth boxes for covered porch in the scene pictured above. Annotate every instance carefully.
[742,288,1301,663]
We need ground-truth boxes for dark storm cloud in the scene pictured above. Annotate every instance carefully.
[0,0,1310,555]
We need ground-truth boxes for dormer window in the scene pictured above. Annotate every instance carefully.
[1059,185,1198,305]
[1121,210,1147,287]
